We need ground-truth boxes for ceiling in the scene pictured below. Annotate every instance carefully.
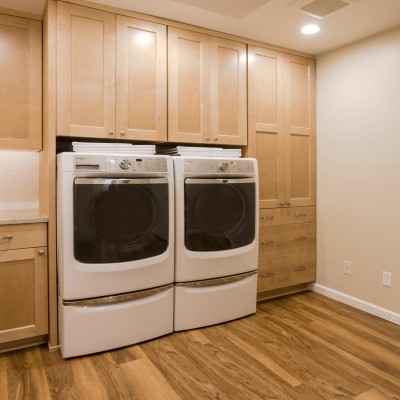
[1,0,400,54]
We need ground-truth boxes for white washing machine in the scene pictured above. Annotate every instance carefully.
[57,153,174,357]
[173,156,259,331]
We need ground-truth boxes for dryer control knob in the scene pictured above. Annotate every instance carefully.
[119,159,131,170]
[218,162,229,172]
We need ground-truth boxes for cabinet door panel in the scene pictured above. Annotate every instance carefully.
[248,47,284,207]
[116,16,166,141]
[0,248,48,343]
[284,55,316,206]
[57,2,115,138]
[168,27,210,143]
[210,38,247,145]
[259,222,315,257]
[0,15,41,150]
[258,252,315,292]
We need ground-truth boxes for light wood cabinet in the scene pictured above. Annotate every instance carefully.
[168,27,247,145]
[57,2,167,141]
[0,223,48,344]
[257,207,316,296]
[248,47,315,208]
[248,46,316,296]
[0,14,42,150]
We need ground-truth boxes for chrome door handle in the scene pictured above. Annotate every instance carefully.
[295,236,307,241]
[261,240,274,245]
[0,235,13,240]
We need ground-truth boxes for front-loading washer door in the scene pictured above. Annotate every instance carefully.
[74,177,169,264]
[184,177,256,252]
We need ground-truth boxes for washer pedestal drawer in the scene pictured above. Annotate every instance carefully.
[174,272,257,331]
[59,286,173,358]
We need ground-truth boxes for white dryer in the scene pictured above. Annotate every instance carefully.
[57,153,174,357]
[173,157,259,331]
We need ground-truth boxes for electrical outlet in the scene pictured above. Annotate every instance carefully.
[344,261,352,275]
[383,271,392,287]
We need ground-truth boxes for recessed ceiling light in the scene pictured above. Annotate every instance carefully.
[301,24,320,35]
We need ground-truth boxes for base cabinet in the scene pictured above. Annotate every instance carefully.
[257,207,316,296]
[0,224,48,344]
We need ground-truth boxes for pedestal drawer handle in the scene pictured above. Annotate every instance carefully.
[0,235,13,240]
[295,236,307,241]
[261,240,274,245]
[260,216,274,220]
[260,272,274,277]
[295,213,307,217]
[294,266,307,272]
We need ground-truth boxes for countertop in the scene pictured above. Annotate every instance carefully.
[0,209,49,225]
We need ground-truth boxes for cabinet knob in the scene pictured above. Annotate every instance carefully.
[294,266,307,272]
[108,130,114,136]
[204,137,210,142]
[213,137,219,142]
[295,213,307,217]
[38,249,45,256]
[286,202,291,206]
[280,203,285,207]
[0,234,13,240]
[260,216,273,220]
[120,131,126,136]
[260,272,274,277]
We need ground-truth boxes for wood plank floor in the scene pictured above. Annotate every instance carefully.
[1,291,400,399]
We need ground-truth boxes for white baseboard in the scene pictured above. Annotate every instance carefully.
[308,283,400,326]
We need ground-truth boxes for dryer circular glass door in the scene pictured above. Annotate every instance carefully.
[73,177,169,263]
[184,177,256,251]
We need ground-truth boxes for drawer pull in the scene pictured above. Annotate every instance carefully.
[260,272,274,278]
[286,202,291,206]
[295,213,307,217]
[295,236,307,241]
[260,216,274,221]
[261,240,274,245]
[0,234,13,240]
[294,266,307,272]
[38,249,45,256]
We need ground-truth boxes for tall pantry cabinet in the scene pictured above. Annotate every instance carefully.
[247,46,316,298]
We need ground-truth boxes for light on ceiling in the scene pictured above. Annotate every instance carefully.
[301,24,320,35]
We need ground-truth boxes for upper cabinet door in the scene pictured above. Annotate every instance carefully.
[0,15,41,150]
[248,46,285,208]
[168,27,211,144]
[284,54,316,207]
[210,37,247,146]
[116,16,167,141]
[57,2,116,138]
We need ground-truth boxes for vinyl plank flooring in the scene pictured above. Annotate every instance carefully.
[1,291,400,400]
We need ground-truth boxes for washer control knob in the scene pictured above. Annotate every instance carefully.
[218,162,229,172]
[119,159,131,170]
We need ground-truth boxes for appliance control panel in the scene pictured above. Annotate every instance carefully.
[183,158,255,174]
[73,155,168,173]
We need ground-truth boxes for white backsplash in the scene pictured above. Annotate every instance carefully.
[0,151,39,210]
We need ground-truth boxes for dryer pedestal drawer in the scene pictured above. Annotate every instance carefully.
[59,286,173,358]
[174,272,257,331]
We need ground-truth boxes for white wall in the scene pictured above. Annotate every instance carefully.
[0,151,39,210]
[316,26,400,314]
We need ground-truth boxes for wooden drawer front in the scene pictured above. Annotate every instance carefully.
[259,222,315,257]
[257,252,315,292]
[0,223,47,251]
[259,206,315,227]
